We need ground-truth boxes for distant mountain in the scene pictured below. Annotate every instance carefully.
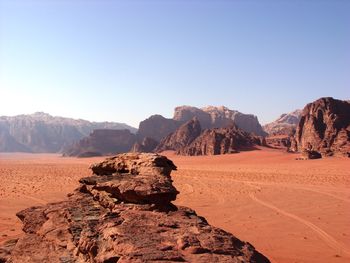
[0,112,137,153]
[174,105,267,136]
[263,109,302,136]
[155,118,202,152]
[137,115,181,142]
[62,129,136,157]
[177,125,264,156]
[136,105,266,145]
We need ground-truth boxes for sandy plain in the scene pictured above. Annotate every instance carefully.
[0,147,349,263]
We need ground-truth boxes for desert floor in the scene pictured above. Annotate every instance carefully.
[0,148,349,263]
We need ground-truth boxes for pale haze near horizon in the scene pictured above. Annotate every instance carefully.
[0,0,349,128]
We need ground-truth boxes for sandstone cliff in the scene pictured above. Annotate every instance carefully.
[137,115,181,142]
[0,153,270,263]
[131,137,159,153]
[178,126,262,156]
[174,106,266,136]
[290,97,350,157]
[155,118,202,152]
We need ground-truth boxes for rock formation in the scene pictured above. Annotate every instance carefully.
[0,153,270,263]
[173,106,267,136]
[62,129,136,157]
[290,97,350,157]
[137,115,181,142]
[265,136,291,149]
[173,106,213,129]
[131,137,159,153]
[136,105,266,144]
[178,126,262,156]
[155,118,202,152]
[0,112,136,153]
[263,109,301,136]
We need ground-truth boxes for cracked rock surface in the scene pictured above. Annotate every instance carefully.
[1,153,270,263]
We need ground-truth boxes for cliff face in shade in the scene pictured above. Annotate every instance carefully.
[137,115,181,142]
[290,97,350,157]
[0,112,136,153]
[155,118,202,152]
[178,126,262,156]
[62,129,136,157]
[263,110,302,136]
[131,137,159,153]
[0,153,270,263]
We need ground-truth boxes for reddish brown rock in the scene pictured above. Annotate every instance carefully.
[90,153,177,176]
[131,137,158,153]
[137,115,181,142]
[155,118,202,152]
[290,97,350,157]
[265,135,291,149]
[178,126,261,156]
[174,106,267,136]
[1,153,270,263]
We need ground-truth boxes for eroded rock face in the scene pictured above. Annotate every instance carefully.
[90,153,177,177]
[155,118,202,152]
[290,97,350,157]
[1,153,270,263]
[137,115,181,142]
[131,137,159,153]
[178,126,262,156]
[174,106,267,136]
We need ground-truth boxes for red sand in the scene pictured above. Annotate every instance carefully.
[0,148,349,263]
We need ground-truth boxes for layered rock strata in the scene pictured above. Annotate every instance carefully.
[1,153,270,263]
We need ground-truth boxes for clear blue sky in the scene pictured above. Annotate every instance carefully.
[1,0,349,127]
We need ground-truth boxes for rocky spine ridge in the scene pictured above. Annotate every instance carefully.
[0,153,270,263]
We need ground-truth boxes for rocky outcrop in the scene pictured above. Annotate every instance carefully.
[0,112,136,153]
[155,118,202,152]
[174,106,266,136]
[290,97,350,157]
[137,115,181,142]
[263,110,301,136]
[1,153,270,263]
[173,106,213,129]
[131,137,158,153]
[178,126,262,156]
[62,129,136,157]
[265,135,291,149]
